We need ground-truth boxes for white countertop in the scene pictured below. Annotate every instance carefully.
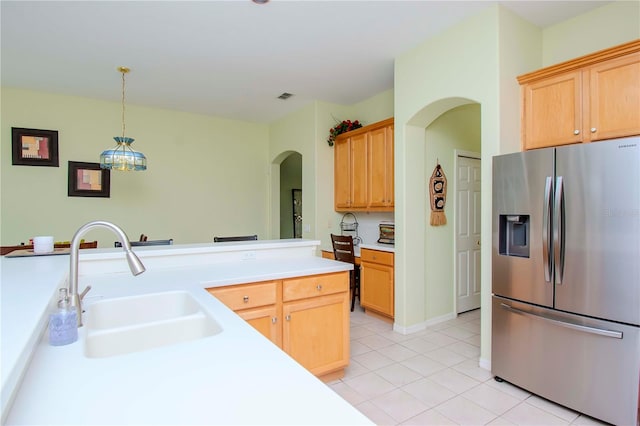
[359,242,395,253]
[322,242,395,257]
[1,240,372,425]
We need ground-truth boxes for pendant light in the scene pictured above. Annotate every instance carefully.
[100,66,147,171]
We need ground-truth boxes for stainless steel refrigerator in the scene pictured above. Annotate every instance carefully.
[492,136,640,426]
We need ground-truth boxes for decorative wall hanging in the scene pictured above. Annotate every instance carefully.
[429,162,447,226]
[11,127,59,167]
[68,161,110,198]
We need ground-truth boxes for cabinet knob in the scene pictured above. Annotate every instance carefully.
[285,315,291,321]
[272,317,277,324]
[573,130,580,135]
[590,127,597,133]
[316,284,322,291]
[243,295,249,303]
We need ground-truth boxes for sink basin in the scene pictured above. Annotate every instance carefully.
[84,291,222,358]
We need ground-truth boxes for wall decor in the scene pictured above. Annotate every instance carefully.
[11,127,59,167]
[429,162,447,226]
[68,161,110,198]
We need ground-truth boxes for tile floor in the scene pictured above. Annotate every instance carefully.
[328,305,609,426]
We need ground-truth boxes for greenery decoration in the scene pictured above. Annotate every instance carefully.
[327,119,362,147]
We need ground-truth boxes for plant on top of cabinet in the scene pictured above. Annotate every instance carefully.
[518,39,640,150]
[327,119,362,147]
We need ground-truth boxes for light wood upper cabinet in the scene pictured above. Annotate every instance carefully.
[368,124,394,208]
[350,132,369,209]
[588,53,640,141]
[334,117,394,211]
[522,71,583,149]
[519,40,640,150]
[334,137,350,210]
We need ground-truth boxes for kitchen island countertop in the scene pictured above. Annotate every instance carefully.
[1,239,372,425]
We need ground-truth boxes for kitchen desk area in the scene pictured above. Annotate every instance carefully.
[322,242,395,321]
[1,239,373,425]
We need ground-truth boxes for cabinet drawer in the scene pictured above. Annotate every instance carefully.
[283,272,348,302]
[360,248,394,266]
[207,281,277,311]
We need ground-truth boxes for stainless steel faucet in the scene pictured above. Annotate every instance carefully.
[69,220,146,327]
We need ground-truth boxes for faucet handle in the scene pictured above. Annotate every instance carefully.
[79,285,92,301]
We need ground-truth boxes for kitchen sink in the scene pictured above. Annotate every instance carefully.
[84,291,222,358]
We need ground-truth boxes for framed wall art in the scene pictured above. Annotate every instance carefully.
[11,127,59,167]
[68,161,110,198]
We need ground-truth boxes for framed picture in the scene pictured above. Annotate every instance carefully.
[11,127,59,167]
[68,161,110,198]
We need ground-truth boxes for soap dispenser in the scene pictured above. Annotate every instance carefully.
[49,288,78,346]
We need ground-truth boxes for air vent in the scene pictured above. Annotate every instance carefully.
[277,92,293,100]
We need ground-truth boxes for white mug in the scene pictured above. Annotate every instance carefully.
[33,236,54,254]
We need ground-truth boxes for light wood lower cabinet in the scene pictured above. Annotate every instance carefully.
[283,293,349,376]
[237,305,281,347]
[360,248,394,319]
[207,271,350,380]
[207,280,281,345]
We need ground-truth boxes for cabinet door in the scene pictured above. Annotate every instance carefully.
[523,71,583,150]
[238,305,281,347]
[282,292,349,376]
[283,272,348,302]
[361,261,394,318]
[368,126,393,208]
[350,133,368,208]
[386,124,394,207]
[588,52,640,141]
[334,137,351,209]
[207,281,277,311]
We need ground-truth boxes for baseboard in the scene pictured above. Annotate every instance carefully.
[392,311,456,335]
[479,357,491,371]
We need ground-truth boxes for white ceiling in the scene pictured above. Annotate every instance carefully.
[1,1,610,123]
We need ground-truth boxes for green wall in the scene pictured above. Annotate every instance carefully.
[542,1,640,66]
[1,88,269,247]
[394,0,638,367]
[424,104,481,320]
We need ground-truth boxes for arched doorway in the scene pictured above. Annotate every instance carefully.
[396,97,481,331]
[279,152,302,238]
[270,150,302,239]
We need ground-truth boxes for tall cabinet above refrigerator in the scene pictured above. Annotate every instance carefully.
[492,136,640,426]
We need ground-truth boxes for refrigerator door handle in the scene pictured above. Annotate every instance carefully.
[553,176,565,285]
[499,303,623,339]
[543,176,553,282]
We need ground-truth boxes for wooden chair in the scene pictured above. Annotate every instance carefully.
[213,235,258,242]
[114,239,173,247]
[1,241,98,255]
[330,234,360,312]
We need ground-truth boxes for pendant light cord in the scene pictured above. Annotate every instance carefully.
[121,69,126,139]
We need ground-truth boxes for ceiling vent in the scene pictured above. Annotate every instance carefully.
[277,92,293,100]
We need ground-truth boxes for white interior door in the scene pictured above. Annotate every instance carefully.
[456,154,481,313]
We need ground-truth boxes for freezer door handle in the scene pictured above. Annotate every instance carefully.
[543,176,553,282]
[553,176,565,285]
[500,303,623,339]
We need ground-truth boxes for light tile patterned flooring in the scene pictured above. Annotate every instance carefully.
[328,305,609,426]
